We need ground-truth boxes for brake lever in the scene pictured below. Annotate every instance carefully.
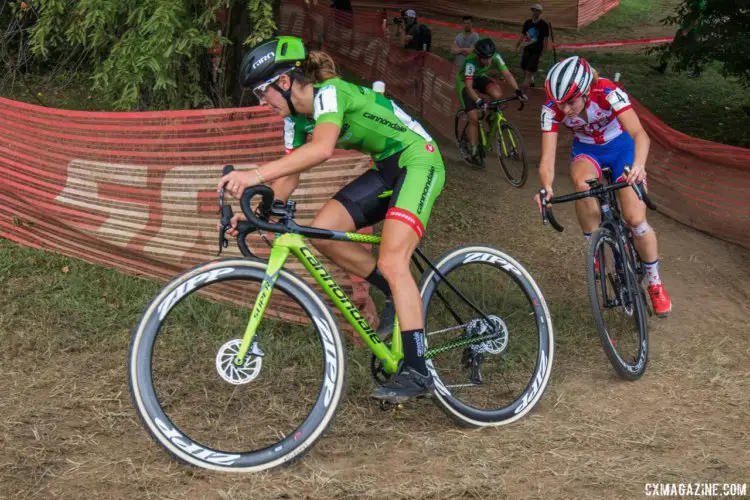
[217,164,235,255]
[620,166,656,210]
[539,188,549,226]
[540,188,564,232]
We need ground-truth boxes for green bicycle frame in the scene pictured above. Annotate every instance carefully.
[233,232,403,374]
[479,108,518,157]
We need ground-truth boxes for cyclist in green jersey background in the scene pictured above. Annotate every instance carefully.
[219,36,445,402]
[456,38,526,165]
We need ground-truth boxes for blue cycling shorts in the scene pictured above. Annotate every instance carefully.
[570,132,635,182]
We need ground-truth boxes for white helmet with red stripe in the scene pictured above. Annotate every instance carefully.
[545,56,594,103]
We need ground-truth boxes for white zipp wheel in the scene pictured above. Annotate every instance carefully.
[128,259,346,472]
[419,246,554,427]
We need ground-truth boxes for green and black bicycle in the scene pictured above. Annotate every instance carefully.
[128,166,554,472]
[455,95,529,187]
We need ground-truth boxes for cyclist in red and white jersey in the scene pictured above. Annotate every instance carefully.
[534,56,671,317]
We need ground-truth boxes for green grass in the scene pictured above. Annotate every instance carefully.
[580,0,678,38]
[0,239,158,358]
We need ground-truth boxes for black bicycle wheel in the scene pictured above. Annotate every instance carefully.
[129,259,347,472]
[419,246,554,427]
[495,122,528,187]
[587,227,648,380]
[454,109,474,164]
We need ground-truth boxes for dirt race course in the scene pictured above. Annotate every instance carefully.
[1,130,749,499]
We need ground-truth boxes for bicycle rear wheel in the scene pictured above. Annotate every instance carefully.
[128,259,346,472]
[419,246,553,427]
[454,109,474,164]
[495,122,528,187]
[587,227,648,380]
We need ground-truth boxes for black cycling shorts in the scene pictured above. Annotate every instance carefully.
[332,142,445,237]
[461,76,499,111]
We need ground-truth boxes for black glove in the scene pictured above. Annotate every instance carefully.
[515,88,526,99]
[475,98,485,108]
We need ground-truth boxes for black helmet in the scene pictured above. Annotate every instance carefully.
[475,38,496,58]
[239,36,306,89]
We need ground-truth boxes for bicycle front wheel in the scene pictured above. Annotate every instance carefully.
[128,259,347,472]
[495,121,528,187]
[587,227,648,380]
[419,246,553,427]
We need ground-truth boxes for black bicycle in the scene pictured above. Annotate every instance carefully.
[539,168,656,380]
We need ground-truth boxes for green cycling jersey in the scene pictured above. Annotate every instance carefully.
[283,115,315,152]
[280,78,444,231]
[455,52,508,96]
[306,78,434,162]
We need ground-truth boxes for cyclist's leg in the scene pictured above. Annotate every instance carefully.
[379,145,445,333]
[569,142,602,235]
[607,133,658,263]
[610,136,670,313]
[463,86,481,149]
[485,77,503,100]
[619,186,657,263]
[378,143,445,386]
[310,169,389,278]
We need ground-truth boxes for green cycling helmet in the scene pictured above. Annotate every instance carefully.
[240,37,307,112]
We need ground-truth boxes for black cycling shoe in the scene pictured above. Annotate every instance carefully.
[376,298,396,338]
[371,367,434,404]
[471,154,485,168]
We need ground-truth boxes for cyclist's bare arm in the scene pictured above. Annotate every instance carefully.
[255,123,339,184]
[271,172,302,203]
[616,109,650,183]
[500,68,522,93]
[535,131,558,209]
[223,125,339,235]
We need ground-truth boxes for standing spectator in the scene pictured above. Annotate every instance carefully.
[515,4,550,92]
[399,9,432,51]
[651,0,706,78]
[452,16,480,68]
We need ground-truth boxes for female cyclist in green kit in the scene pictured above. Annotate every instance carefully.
[220,36,446,403]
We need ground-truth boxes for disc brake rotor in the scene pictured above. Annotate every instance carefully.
[466,316,509,354]
[216,339,262,385]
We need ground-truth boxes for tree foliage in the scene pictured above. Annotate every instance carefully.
[26,0,278,110]
[659,0,750,87]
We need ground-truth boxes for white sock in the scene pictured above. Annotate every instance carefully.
[584,232,592,241]
[644,260,661,286]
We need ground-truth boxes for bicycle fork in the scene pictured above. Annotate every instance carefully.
[233,245,290,367]
[494,116,516,157]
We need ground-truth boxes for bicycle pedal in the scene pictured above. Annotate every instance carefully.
[378,400,404,411]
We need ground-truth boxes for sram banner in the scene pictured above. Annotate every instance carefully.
[0,97,376,332]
